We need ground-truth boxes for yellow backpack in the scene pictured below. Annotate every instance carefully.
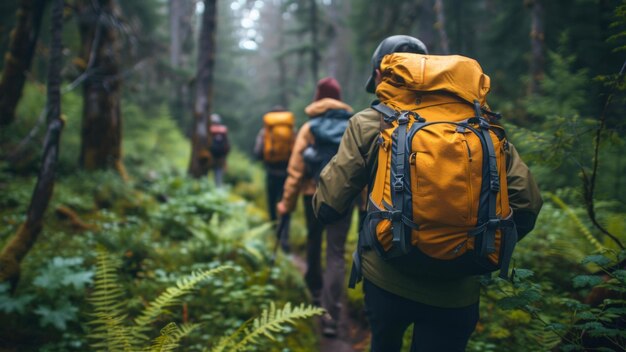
[350,54,517,287]
[262,111,295,163]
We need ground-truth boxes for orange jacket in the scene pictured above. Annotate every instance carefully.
[281,98,353,212]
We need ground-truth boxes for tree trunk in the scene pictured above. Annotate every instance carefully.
[0,0,47,126]
[169,0,196,134]
[309,0,319,84]
[76,0,125,177]
[188,0,217,178]
[0,0,65,291]
[527,0,545,95]
[417,0,437,54]
[277,0,288,107]
[169,0,182,67]
[434,0,450,54]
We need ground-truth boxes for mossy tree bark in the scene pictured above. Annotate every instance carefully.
[76,0,126,177]
[0,0,47,126]
[188,0,217,178]
[0,0,65,291]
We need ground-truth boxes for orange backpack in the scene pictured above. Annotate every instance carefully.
[350,54,518,287]
[262,111,295,163]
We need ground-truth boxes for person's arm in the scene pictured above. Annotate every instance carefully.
[253,128,265,160]
[279,123,312,212]
[313,109,380,224]
[506,142,543,240]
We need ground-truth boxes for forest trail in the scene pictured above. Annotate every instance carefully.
[287,254,369,352]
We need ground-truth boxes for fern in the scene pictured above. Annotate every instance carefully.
[87,247,134,351]
[133,266,234,339]
[211,302,325,352]
[528,317,562,351]
[149,322,200,352]
[87,249,234,351]
[548,193,605,252]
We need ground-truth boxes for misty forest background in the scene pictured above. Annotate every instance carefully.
[0,0,625,351]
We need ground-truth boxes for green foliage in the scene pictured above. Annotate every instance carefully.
[526,45,588,119]
[0,256,93,332]
[85,248,321,352]
[123,104,190,173]
[475,250,626,352]
[87,248,232,351]
[150,322,200,352]
[212,302,324,352]
[0,283,34,314]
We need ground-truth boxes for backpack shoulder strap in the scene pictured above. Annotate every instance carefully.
[371,101,399,123]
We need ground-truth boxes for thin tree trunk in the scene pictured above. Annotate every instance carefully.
[188,0,217,178]
[277,0,288,107]
[76,0,126,177]
[169,0,196,134]
[309,0,319,84]
[169,0,182,67]
[527,0,545,95]
[0,0,47,126]
[0,0,65,291]
[417,0,437,54]
[434,0,450,54]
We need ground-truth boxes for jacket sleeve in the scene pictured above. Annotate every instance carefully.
[281,123,313,212]
[313,111,379,223]
[506,142,543,240]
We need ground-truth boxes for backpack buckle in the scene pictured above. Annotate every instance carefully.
[397,112,410,125]
[490,178,500,192]
[393,176,404,192]
[486,219,501,230]
[389,210,402,221]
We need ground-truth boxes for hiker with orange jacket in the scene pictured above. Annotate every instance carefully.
[276,77,354,337]
[254,106,296,252]
[313,36,543,351]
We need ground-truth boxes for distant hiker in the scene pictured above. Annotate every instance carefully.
[276,77,354,338]
[254,105,296,252]
[313,35,543,351]
[209,113,230,188]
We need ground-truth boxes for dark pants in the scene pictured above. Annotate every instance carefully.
[266,172,287,223]
[303,195,352,321]
[363,279,479,352]
[266,172,290,249]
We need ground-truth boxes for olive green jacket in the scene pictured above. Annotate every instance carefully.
[313,107,543,308]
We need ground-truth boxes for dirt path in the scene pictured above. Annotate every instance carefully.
[288,254,370,352]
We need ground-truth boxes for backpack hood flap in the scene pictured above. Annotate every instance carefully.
[376,53,491,107]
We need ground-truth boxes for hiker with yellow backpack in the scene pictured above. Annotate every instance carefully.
[313,35,543,351]
[254,105,296,252]
[276,77,354,337]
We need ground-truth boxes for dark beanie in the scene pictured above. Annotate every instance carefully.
[314,77,341,101]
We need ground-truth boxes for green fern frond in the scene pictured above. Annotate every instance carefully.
[212,302,325,352]
[133,265,234,338]
[149,322,200,352]
[548,193,605,252]
[87,247,134,351]
[528,317,561,350]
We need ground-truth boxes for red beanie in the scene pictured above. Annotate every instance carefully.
[314,77,341,101]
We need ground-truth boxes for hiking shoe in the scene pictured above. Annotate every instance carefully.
[321,315,338,338]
